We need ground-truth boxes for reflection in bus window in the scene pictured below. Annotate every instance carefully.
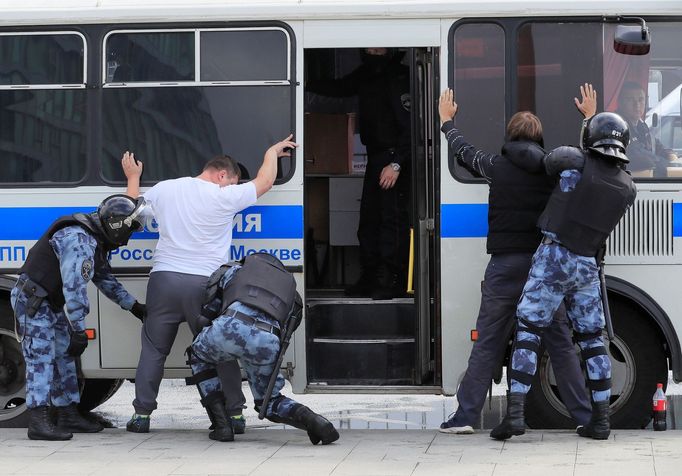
[517,22,602,150]
[102,28,294,183]
[200,29,289,82]
[450,23,505,180]
[0,33,84,85]
[101,86,292,182]
[105,32,194,83]
[604,23,682,179]
[0,33,86,183]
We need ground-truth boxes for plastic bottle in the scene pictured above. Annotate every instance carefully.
[653,383,667,431]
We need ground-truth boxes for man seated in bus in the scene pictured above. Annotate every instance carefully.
[436,85,596,434]
[616,81,678,177]
[122,135,297,434]
[10,195,147,440]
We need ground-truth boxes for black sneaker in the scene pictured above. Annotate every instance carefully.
[231,415,246,435]
[126,414,150,433]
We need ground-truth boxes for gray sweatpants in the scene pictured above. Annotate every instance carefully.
[132,271,246,416]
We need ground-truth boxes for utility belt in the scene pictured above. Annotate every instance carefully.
[16,275,49,318]
[225,309,281,339]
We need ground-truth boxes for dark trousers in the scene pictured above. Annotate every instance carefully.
[133,271,246,415]
[451,253,592,427]
[357,150,410,279]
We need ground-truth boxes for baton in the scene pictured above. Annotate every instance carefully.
[258,309,302,420]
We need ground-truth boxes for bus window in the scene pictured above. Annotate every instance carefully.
[104,31,194,83]
[448,22,505,181]
[604,22,682,179]
[101,27,294,184]
[517,22,602,150]
[200,29,289,82]
[0,32,87,183]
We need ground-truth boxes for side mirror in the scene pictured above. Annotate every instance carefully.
[614,23,651,55]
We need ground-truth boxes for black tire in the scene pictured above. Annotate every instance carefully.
[0,296,29,428]
[78,378,124,412]
[525,297,668,429]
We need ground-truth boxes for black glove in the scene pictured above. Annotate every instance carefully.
[67,331,88,357]
[131,301,146,322]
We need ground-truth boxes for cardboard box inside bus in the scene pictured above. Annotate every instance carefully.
[304,112,357,174]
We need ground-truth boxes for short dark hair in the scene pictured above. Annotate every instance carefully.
[619,81,645,97]
[203,155,241,180]
[506,111,543,143]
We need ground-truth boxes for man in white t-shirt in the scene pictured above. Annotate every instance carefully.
[121,135,297,433]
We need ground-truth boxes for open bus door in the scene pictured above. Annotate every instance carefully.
[410,48,439,385]
[301,47,438,391]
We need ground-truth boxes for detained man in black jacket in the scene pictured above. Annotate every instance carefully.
[307,48,411,299]
[437,86,597,433]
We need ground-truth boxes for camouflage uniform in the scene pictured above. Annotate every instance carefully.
[10,226,136,408]
[189,266,298,419]
[510,170,611,403]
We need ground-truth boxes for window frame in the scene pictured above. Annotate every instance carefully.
[99,22,297,186]
[102,26,292,88]
[447,16,682,184]
[0,30,87,89]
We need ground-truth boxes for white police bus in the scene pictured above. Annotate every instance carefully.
[1,0,681,430]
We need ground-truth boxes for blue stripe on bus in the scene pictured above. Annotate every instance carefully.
[0,205,303,240]
[441,204,488,238]
[444,203,682,238]
[674,203,682,237]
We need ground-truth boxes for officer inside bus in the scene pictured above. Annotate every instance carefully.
[491,112,637,441]
[616,81,678,176]
[10,195,147,441]
[437,85,595,434]
[307,47,411,299]
[186,252,339,445]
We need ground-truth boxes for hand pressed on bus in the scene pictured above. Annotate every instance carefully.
[574,83,597,119]
[122,151,143,198]
[439,88,459,124]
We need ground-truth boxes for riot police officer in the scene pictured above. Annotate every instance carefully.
[10,194,147,440]
[491,112,637,441]
[186,252,339,444]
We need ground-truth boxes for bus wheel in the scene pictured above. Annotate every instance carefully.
[525,299,668,429]
[78,379,124,413]
[0,301,28,428]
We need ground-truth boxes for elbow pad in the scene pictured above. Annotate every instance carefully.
[543,146,585,175]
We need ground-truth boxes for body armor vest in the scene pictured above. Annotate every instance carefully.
[221,254,296,325]
[537,153,637,256]
[20,213,110,310]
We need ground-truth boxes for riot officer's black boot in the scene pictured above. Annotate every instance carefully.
[371,264,403,300]
[203,392,234,442]
[490,393,526,440]
[268,403,339,445]
[56,404,104,433]
[28,406,73,441]
[577,401,610,440]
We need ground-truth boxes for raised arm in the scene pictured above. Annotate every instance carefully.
[439,88,496,180]
[252,135,299,197]
[574,83,597,119]
[122,151,143,198]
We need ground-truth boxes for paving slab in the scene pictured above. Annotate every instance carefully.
[1,429,682,475]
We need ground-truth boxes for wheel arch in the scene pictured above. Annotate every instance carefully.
[607,275,682,382]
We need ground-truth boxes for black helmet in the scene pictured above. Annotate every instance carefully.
[97,194,145,246]
[582,112,630,162]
